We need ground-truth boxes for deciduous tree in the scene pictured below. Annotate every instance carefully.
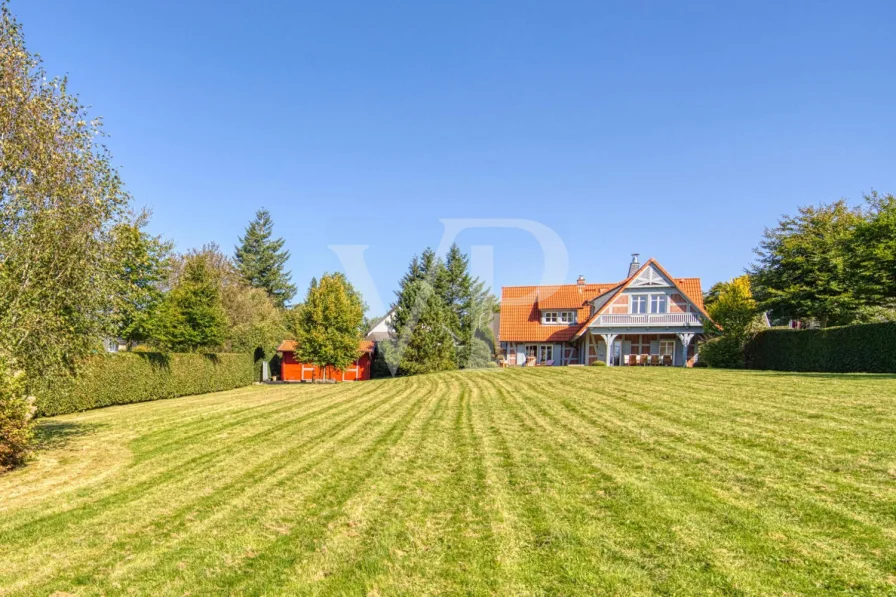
[0,2,130,378]
[109,212,173,345]
[293,274,365,377]
[152,252,228,352]
[749,201,865,327]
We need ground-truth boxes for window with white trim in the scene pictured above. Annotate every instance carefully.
[538,345,554,363]
[631,295,647,314]
[542,311,576,325]
[650,294,668,313]
[659,339,675,356]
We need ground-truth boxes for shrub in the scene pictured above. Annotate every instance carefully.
[34,352,254,417]
[744,322,896,373]
[0,355,36,471]
[591,360,607,367]
[698,336,746,369]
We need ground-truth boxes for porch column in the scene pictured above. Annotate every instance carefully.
[676,332,695,367]
[601,333,619,366]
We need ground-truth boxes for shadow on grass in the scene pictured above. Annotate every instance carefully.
[742,370,896,381]
[32,420,106,452]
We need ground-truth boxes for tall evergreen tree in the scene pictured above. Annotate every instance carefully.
[293,273,365,378]
[443,244,473,365]
[389,280,456,375]
[234,208,296,307]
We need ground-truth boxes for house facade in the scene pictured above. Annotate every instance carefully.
[498,255,711,367]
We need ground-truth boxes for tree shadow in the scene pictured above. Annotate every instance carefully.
[744,370,896,381]
[32,420,105,452]
[133,351,171,369]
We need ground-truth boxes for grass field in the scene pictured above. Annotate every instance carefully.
[1,368,895,596]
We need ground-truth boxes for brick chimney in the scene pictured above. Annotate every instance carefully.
[577,275,585,286]
[627,254,641,277]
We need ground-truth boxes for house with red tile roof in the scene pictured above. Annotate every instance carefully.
[498,255,711,367]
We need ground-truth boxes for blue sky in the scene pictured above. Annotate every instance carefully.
[17,1,896,313]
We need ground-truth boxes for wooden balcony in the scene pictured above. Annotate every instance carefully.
[593,313,702,327]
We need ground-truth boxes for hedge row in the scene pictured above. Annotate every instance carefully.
[34,352,255,417]
[744,322,896,373]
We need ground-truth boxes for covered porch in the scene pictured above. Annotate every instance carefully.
[581,331,699,367]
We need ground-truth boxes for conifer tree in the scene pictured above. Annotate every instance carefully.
[390,280,456,375]
[234,209,296,307]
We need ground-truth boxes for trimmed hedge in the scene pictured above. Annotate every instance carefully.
[744,322,896,373]
[34,352,254,417]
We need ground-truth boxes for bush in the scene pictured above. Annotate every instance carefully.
[0,355,36,472]
[698,336,746,369]
[591,360,607,367]
[34,352,254,417]
[744,322,896,373]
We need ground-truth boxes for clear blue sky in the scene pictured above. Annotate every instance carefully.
[17,1,896,313]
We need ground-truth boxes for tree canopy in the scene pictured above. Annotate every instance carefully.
[234,209,296,308]
[0,2,130,379]
[386,244,496,374]
[152,251,229,352]
[749,201,866,327]
[293,273,365,375]
[108,212,173,345]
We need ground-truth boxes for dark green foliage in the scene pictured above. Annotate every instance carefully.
[389,245,497,374]
[234,209,296,307]
[749,199,887,327]
[698,336,746,369]
[152,252,228,352]
[369,348,393,379]
[744,322,896,373]
[33,352,254,417]
[389,280,456,375]
[851,192,896,305]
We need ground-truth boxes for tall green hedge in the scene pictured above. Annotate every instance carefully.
[744,322,896,373]
[34,352,254,417]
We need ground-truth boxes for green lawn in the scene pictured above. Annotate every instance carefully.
[2,368,895,596]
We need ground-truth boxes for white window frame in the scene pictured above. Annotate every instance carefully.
[558,311,576,324]
[538,344,554,363]
[542,311,576,325]
[631,295,647,314]
[650,294,668,314]
[659,339,675,356]
[525,345,538,358]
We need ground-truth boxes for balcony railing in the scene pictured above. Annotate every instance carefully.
[593,313,703,327]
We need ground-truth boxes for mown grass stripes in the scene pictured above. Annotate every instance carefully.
[1,368,894,596]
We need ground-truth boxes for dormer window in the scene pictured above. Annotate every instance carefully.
[542,310,576,325]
